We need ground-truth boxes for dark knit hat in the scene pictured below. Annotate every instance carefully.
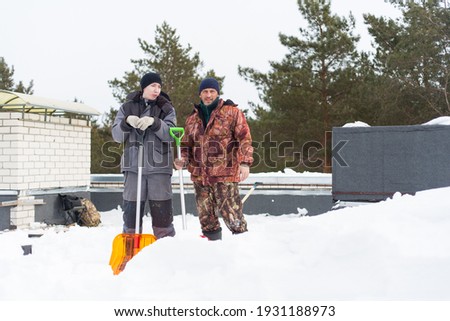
[140,72,162,90]
[198,77,220,94]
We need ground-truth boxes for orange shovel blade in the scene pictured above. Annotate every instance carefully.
[109,233,157,275]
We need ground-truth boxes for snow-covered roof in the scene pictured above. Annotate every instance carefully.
[342,117,450,128]
[0,90,100,116]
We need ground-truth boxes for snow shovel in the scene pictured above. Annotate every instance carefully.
[109,131,157,275]
[169,127,187,230]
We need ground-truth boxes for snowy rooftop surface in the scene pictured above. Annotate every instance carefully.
[176,168,332,186]
[92,169,332,187]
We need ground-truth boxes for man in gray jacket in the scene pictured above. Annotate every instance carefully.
[112,72,176,238]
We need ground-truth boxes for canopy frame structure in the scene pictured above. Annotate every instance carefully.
[0,90,101,123]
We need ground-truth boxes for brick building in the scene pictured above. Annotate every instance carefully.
[0,90,100,229]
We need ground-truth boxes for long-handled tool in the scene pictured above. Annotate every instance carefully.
[169,127,187,230]
[218,181,263,215]
[109,131,157,275]
[241,181,263,204]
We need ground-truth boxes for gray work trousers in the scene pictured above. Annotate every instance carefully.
[122,172,175,238]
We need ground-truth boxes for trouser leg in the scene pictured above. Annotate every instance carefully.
[149,199,175,238]
[216,182,248,234]
[122,172,174,238]
[122,200,145,233]
[194,182,222,240]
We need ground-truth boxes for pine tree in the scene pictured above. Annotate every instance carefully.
[0,57,15,90]
[239,0,360,172]
[91,107,121,173]
[99,22,224,173]
[0,57,34,94]
[108,21,223,125]
[365,0,450,120]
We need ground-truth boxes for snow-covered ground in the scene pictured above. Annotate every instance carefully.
[1,117,449,319]
[1,185,450,319]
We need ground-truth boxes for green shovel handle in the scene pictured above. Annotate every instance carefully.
[169,127,185,146]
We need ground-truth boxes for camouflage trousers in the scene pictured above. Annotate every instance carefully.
[193,181,248,234]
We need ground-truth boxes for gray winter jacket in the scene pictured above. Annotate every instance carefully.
[112,91,176,175]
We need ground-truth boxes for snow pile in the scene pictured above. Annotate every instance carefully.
[342,117,450,128]
[1,186,449,301]
[422,116,450,126]
[342,121,370,127]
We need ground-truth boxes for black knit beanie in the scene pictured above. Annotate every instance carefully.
[198,77,220,94]
[140,72,162,90]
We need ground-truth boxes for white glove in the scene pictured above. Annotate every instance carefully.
[136,116,154,130]
[126,115,139,128]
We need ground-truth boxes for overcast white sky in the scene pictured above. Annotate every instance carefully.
[1,0,401,118]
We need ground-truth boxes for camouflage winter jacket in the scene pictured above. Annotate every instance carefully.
[181,98,253,185]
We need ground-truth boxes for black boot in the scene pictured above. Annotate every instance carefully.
[202,227,222,241]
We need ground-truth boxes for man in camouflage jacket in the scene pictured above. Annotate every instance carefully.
[175,78,253,240]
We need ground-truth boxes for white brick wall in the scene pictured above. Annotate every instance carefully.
[9,196,36,228]
[0,112,92,227]
[0,112,91,190]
